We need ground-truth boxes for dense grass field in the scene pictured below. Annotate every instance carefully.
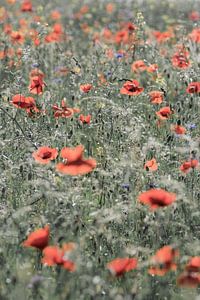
[0,0,200,299]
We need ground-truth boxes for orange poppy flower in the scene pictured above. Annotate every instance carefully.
[52,100,79,119]
[42,244,76,271]
[185,257,200,273]
[152,30,174,43]
[149,91,163,104]
[42,246,64,266]
[189,11,200,21]
[138,189,176,210]
[131,60,147,72]
[144,158,158,172]
[80,84,93,93]
[146,64,158,73]
[29,75,45,95]
[186,82,200,94]
[120,80,144,96]
[23,225,49,250]
[180,159,199,173]
[10,31,25,44]
[56,145,96,176]
[11,94,35,109]
[79,114,91,124]
[32,146,58,165]
[189,28,200,43]
[51,10,61,20]
[21,0,32,12]
[149,246,179,276]
[4,23,12,34]
[156,106,172,120]
[177,272,200,288]
[107,258,138,276]
[171,124,186,135]
[106,3,115,14]
[115,30,130,44]
[29,68,45,80]
[172,51,191,69]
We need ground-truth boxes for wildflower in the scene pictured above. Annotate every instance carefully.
[80,84,93,93]
[146,64,158,73]
[149,91,163,104]
[32,146,58,164]
[148,246,179,276]
[52,100,80,118]
[42,243,76,271]
[185,257,200,273]
[56,145,96,176]
[120,80,144,96]
[138,189,176,210]
[23,225,50,250]
[107,258,138,276]
[131,60,146,72]
[21,0,32,12]
[189,28,200,43]
[177,272,200,288]
[11,94,40,115]
[171,124,186,135]
[186,82,200,94]
[144,158,158,172]
[189,11,200,21]
[156,106,172,120]
[29,75,45,95]
[79,114,91,124]
[152,30,174,43]
[180,159,198,174]
[171,50,191,69]
[114,30,129,44]
[186,123,196,130]
[10,31,25,44]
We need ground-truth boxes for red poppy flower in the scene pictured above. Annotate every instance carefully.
[10,31,25,44]
[189,28,200,43]
[29,75,45,95]
[42,244,76,271]
[32,146,58,164]
[21,0,32,12]
[107,258,138,276]
[149,91,163,104]
[189,11,200,21]
[42,246,64,266]
[115,30,129,44]
[186,82,200,94]
[146,64,158,73]
[80,84,93,93]
[180,159,199,173]
[29,68,45,80]
[152,30,174,43]
[23,225,49,250]
[79,114,91,124]
[185,257,200,273]
[148,246,179,276]
[171,124,186,135]
[56,145,96,176]
[120,80,144,96]
[177,272,200,288]
[171,51,191,69]
[131,60,147,72]
[138,189,176,210]
[144,158,158,172]
[52,100,80,118]
[156,106,172,120]
[11,94,35,109]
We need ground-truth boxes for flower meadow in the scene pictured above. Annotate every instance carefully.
[0,0,200,299]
